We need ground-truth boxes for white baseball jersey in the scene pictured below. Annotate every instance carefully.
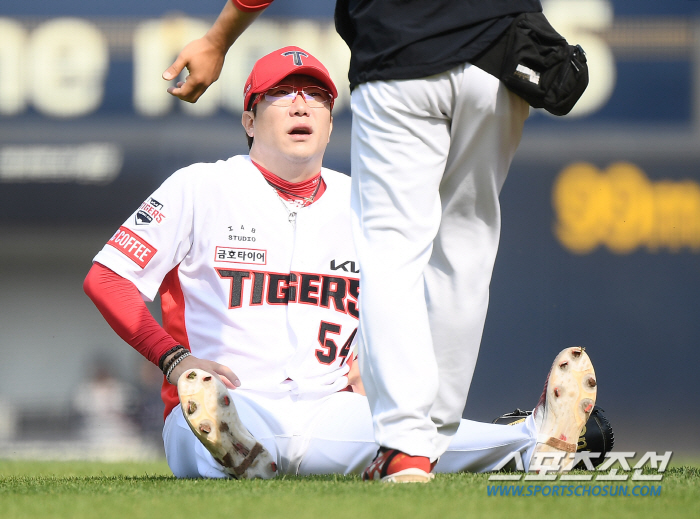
[94,156,360,416]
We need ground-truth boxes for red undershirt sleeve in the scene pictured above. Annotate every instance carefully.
[231,0,273,12]
[83,262,179,366]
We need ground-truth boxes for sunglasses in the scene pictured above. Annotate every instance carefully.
[251,84,334,110]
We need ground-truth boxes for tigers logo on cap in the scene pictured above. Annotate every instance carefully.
[243,46,337,110]
[281,50,308,66]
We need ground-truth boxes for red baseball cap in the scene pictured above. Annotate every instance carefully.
[243,46,338,110]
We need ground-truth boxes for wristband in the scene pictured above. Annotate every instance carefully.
[165,352,191,384]
[158,345,185,371]
[162,348,189,376]
[161,348,188,375]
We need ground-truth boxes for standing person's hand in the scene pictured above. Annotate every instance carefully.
[162,1,264,102]
[162,37,226,103]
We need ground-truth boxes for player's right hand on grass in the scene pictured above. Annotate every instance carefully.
[169,354,241,389]
[162,36,226,103]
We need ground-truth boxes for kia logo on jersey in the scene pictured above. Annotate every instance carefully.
[135,197,166,225]
[330,259,359,273]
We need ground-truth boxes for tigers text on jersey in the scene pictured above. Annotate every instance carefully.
[94,156,359,416]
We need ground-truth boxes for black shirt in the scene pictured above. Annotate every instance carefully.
[335,0,542,88]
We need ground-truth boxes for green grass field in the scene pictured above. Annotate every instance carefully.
[1,460,699,519]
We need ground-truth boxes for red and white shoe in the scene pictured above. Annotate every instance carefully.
[531,347,597,472]
[177,369,277,479]
[362,448,434,483]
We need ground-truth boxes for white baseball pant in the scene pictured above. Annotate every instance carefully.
[163,388,537,477]
[350,63,529,460]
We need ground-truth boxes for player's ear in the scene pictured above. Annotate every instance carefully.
[241,111,255,138]
[327,115,333,143]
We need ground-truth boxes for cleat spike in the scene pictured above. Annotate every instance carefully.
[177,368,276,479]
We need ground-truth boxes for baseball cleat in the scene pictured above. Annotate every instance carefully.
[362,448,434,483]
[177,368,277,479]
[530,347,597,472]
[492,406,614,467]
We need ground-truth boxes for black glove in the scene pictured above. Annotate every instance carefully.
[492,406,614,467]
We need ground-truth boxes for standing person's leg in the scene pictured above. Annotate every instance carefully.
[350,74,453,460]
[425,64,529,455]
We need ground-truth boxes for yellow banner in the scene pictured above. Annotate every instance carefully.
[553,162,700,254]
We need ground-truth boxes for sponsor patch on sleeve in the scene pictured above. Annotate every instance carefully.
[106,226,157,268]
[135,197,166,225]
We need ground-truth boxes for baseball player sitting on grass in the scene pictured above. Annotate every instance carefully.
[84,47,601,481]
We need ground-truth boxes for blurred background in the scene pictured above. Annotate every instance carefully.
[1,0,698,462]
